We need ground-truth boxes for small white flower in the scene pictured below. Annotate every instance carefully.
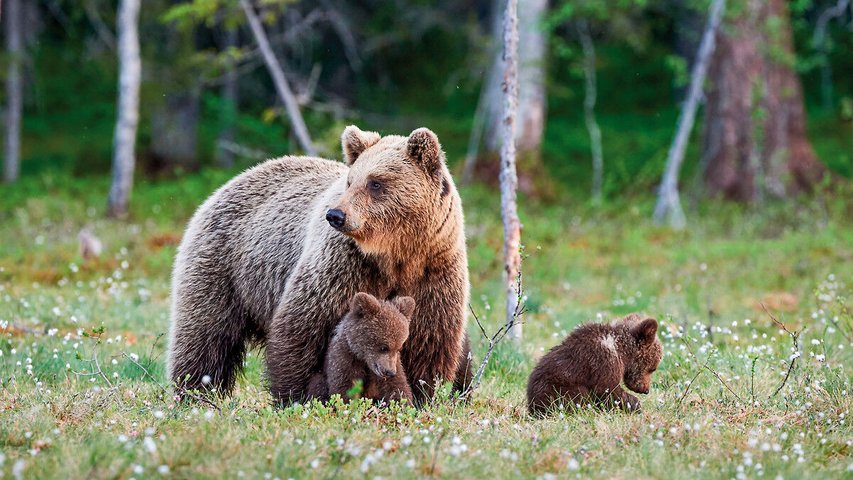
[157,465,170,475]
[310,459,320,469]
[201,375,211,385]
[143,436,157,454]
[567,458,580,471]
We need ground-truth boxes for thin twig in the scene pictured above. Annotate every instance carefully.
[760,303,802,398]
[680,337,744,404]
[460,275,525,400]
[675,368,704,408]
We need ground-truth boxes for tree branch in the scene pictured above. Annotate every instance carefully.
[240,0,317,156]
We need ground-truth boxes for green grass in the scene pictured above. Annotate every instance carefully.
[1,171,851,479]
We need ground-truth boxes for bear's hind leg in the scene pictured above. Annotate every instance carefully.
[168,283,253,398]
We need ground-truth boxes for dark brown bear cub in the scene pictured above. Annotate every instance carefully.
[527,314,663,415]
[307,293,415,404]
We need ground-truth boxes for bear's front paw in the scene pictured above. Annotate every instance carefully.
[622,393,641,412]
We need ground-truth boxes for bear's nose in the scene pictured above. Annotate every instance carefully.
[382,368,396,378]
[326,209,346,230]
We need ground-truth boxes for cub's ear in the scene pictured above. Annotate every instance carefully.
[351,292,381,317]
[406,128,444,176]
[630,318,658,345]
[391,296,416,319]
[341,125,381,165]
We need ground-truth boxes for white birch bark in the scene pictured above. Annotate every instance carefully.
[500,0,523,341]
[4,0,23,183]
[654,0,725,229]
[240,0,317,156]
[107,0,141,217]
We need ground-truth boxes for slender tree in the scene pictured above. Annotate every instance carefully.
[240,0,316,156]
[500,0,522,341]
[654,0,725,228]
[4,0,23,183]
[702,0,825,201]
[576,20,603,204]
[107,0,141,218]
[465,0,547,192]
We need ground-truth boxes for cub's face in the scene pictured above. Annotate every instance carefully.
[345,293,415,379]
[622,317,663,395]
[327,126,452,255]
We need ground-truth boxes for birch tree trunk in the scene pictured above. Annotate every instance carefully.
[240,0,316,156]
[500,0,522,342]
[653,0,725,228]
[4,0,23,183]
[107,0,141,218]
[576,20,603,204]
[472,0,547,194]
[702,0,825,201]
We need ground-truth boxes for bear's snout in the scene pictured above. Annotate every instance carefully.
[382,368,397,378]
[326,208,346,230]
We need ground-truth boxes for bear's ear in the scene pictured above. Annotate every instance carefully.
[391,296,416,319]
[341,125,381,165]
[630,318,658,345]
[351,292,381,318]
[406,128,444,177]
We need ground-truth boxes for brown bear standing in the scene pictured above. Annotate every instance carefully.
[527,314,663,415]
[307,293,415,404]
[167,126,471,405]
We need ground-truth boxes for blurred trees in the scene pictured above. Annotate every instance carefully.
[702,0,827,201]
[4,0,23,183]
[1,0,848,216]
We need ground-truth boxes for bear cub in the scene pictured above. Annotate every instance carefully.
[307,292,415,404]
[527,314,663,415]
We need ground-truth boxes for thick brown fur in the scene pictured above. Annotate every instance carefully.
[167,126,471,405]
[526,314,663,415]
[306,293,414,404]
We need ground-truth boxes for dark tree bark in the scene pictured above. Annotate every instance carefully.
[702,0,826,201]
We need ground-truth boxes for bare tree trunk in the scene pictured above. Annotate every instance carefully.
[654,0,725,228]
[515,0,546,155]
[576,20,603,205]
[478,0,548,195]
[216,26,239,168]
[703,0,825,201]
[4,0,22,183]
[107,0,141,218]
[240,0,316,156]
[500,0,522,342]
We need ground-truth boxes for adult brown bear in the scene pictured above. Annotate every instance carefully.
[167,126,471,405]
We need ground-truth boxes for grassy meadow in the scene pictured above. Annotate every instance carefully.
[1,168,851,479]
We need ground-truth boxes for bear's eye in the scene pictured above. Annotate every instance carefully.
[378,345,389,353]
[368,180,383,192]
